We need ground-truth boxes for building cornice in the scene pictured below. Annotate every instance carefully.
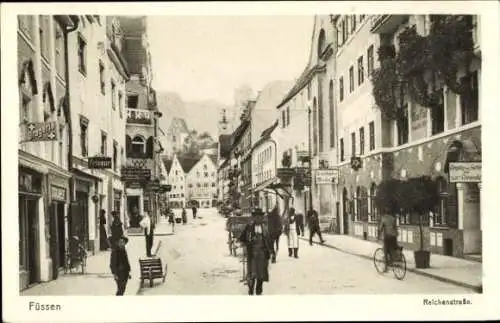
[107,43,130,81]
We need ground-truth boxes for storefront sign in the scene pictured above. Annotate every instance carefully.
[88,156,112,169]
[315,169,339,185]
[121,167,151,181]
[22,121,58,142]
[449,162,481,183]
[51,185,66,201]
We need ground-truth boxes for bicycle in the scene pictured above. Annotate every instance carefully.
[64,236,88,275]
[373,244,407,280]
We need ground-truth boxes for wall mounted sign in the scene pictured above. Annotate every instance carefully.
[449,162,481,183]
[21,121,58,142]
[50,185,67,201]
[19,171,42,194]
[121,167,151,182]
[315,169,339,185]
[88,156,112,169]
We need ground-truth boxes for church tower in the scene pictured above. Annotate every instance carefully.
[218,108,230,136]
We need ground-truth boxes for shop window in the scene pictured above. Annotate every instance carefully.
[397,104,409,146]
[434,177,449,226]
[461,71,479,125]
[369,183,379,222]
[431,89,445,135]
[356,187,369,222]
[399,209,411,225]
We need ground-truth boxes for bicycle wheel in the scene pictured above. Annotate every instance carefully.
[373,248,386,274]
[392,251,407,280]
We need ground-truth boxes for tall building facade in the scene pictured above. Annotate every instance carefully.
[334,15,481,258]
[119,16,162,229]
[186,154,218,208]
[17,14,78,290]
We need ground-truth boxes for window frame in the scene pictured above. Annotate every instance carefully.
[99,61,105,95]
[359,126,365,155]
[77,33,87,76]
[369,121,375,151]
[357,55,364,85]
[131,135,146,155]
[367,45,374,76]
[339,76,344,102]
[349,66,355,93]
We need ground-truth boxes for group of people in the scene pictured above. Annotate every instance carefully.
[164,206,199,233]
[237,206,326,295]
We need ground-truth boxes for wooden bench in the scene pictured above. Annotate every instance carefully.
[139,258,168,288]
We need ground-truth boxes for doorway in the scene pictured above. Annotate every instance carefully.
[19,196,39,285]
[49,202,66,279]
[75,191,89,251]
[342,188,349,235]
[127,196,140,227]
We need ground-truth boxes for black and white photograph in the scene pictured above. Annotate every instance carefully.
[2,2,499,322]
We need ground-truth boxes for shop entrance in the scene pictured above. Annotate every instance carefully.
[75,191,89,251]
[19,195,39,286]
[49,202,66,279]
[127,196,140,227]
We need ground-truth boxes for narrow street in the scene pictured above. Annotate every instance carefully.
[141,208,473,295]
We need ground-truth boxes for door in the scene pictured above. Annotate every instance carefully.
[342,188,349,235]
[335,202,341,234]
[27,199,38,284]
[57,203,66,270]
[75,191,89,250]
[49,203,59,279]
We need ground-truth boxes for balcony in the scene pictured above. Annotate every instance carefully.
[371,15,409,34]
[126,108,153,125]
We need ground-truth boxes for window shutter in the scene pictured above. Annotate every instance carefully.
[146,136,154,158]
[125,135,132,156]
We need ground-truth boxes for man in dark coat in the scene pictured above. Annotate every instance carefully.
[296,213,305,237]
[192,206,197,219]
[307,208,325,246]
[99,209,110,251]
[109,211,124,248]
[110,236,131,296]
[238,208,274,295]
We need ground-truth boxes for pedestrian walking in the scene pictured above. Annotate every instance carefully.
[182,207,187,224]
[140,212,154,257]
[192,205,197,219]
[238,208,273,296]
[296,212,305,237]
[168,209,175,233]
[109,211,124,248]
[307,209,325,246]
[284,208,300,258]
[99,209,110,251]
[110,235,131,296]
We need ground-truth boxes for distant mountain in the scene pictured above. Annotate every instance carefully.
[157,91,223,139]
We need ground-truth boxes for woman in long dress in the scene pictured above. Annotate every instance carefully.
[284,207,300,258]
[99,209,110,251]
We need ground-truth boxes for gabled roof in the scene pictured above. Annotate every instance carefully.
[177,153,202,173]
[208,154,218,166]
[162,157,173,174]
[260,119,279,138]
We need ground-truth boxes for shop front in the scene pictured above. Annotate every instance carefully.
[47,170,70,280]
[19,166,44,291]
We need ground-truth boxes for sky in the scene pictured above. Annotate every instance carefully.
[147,15,314,105]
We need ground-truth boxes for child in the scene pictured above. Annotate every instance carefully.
[110,236,131,296]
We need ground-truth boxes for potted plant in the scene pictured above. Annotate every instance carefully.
[403,176,439,269]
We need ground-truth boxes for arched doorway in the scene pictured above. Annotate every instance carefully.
[342,188,349,234]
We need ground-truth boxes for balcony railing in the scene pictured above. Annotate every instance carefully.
[127,108,153,125]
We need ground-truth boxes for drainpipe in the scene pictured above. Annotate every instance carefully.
[62,16,79,236]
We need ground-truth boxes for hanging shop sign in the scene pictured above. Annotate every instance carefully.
[21,121,58,142]
[449,162,481,183]
[315,169,339,185]
[350,157,363,171]
[50,185,67,201]
[88,156,112,169]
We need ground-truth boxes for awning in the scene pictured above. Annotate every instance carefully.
[252,177,279,193]
[252,177,293,200]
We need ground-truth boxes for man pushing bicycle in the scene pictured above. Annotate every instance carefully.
[377,213,398,272]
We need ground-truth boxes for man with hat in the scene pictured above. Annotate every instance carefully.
[110,235,131,296]
[109,210,124,248]
[238,208,274,295]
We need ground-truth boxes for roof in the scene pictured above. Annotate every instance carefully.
[162,158,173,174]
[177,154,202,173]
[260,120,279,138]
[208,154,218,166]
